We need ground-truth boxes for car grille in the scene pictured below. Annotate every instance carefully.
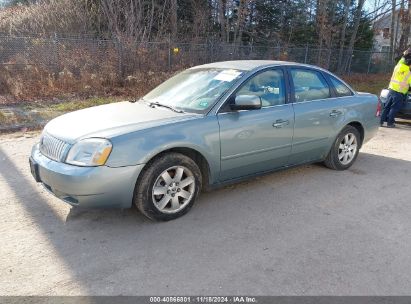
[39,133,70,162]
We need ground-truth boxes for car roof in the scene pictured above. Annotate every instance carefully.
[189,60,356,94]
[189,60,327,72]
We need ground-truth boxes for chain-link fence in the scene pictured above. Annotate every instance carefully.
[0,35,393,80]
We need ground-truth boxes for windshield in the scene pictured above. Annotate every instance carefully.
[143,68,244,113]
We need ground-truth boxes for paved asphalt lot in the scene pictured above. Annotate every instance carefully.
[1,120,411,296]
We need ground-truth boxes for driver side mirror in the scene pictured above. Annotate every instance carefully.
[230,95,262,111]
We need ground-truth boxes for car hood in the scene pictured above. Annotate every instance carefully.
[44,101,200,143]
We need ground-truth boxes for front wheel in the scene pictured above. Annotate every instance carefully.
[134,152,202,221]
[324,125,361,170]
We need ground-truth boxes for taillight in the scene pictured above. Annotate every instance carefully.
[375,98,382,117]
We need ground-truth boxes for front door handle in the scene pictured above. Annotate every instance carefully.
[272,119,289,128]
[329,110,343,117]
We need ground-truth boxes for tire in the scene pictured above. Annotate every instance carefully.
[324,125,361,170]
[134,152,202,221]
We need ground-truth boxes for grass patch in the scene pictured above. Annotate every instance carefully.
[1,96,127,130]
[0,111,6,124]
[342,73,389,95]
[50,97,122,112]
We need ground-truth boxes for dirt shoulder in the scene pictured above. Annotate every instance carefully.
[0,96,125,133]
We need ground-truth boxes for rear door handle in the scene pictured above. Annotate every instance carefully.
[272,119,289,128]
[329,110,343,117]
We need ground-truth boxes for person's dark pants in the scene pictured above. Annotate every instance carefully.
[380,90,405,126]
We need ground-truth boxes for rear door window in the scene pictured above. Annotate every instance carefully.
[290,69,330,102]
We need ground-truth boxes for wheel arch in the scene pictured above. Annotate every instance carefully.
[346,121,364,147]
[140,146,212,190]
[324,121,363,170]
[326,121,365,159]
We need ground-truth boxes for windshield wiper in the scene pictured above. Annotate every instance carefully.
[148,102,185,113]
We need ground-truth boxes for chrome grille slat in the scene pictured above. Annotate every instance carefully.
[52,137,58,158]
[50,136,54,157]
[56,141,62,158]
[39,133,70,162]
[57,141,65,159]
[45,136,50,156]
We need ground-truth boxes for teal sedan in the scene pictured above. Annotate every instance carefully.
[30,61,380,221]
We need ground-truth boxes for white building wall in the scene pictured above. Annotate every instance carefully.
[373,11,403,52]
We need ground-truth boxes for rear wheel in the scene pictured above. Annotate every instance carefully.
[324,125,361,170]
[134,152,202,221]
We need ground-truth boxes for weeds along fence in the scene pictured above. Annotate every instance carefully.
[0,35,394,99]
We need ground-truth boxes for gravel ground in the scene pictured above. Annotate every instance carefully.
[1,120,411,296]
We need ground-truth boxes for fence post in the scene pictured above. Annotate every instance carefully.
[168,33,172,70]
[367,50,372,74]
[304,44,308,63]
[116,38,124,80]
[347,53,353,75]
[326,48,331,70]
[53,32,59,73]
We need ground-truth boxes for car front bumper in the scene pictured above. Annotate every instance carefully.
[30,144,144,208]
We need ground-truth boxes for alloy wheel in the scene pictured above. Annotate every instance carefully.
[152,166,196,213]
[338,133,358,165]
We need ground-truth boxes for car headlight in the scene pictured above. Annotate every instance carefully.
[65,138,112,166]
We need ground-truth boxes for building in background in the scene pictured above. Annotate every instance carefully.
[373,10,404,53]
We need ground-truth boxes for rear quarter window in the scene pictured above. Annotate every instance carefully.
[329,76,354,97]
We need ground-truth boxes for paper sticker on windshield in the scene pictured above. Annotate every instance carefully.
[214,70,242,82]
[199,101,209,108]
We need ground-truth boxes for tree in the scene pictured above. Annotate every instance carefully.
[394,0,404,54]
[399,0,411,52]
[390,0,396,60]
[337,0,351,73]
[316,0,328,64]
[170,0,177,41]
[0,0,375,62]
[342,0,366,73]
[217,0,227,42]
